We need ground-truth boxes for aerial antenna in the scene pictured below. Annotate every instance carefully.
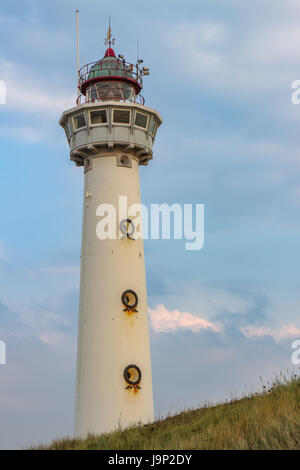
[136,40,143,66]
[76,9,80,99]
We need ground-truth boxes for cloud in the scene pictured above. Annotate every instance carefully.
[153,129,300,234]
[37,331,76,349]
[0,59,75,115]
[149,294,300,345]
[0,288,78,344]
[241,324,300,343]
[0,125,45,143]
[148,283,265,326]
[159,14,300,105]
[170,20,226,70]
[149,304,223,333]
[161,20,226,86]
[247,25,300,65]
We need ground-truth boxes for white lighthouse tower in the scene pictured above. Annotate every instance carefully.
[59,24,162,437]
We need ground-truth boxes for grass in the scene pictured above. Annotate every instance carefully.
[37,375,300,450]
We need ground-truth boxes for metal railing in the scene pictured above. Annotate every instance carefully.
[79,59,143,90]
[76,93,145,106]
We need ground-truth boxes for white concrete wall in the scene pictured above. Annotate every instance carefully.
[75,153,154,436]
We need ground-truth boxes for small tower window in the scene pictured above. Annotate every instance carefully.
[65,121,72,139]
[135,112,148,129]
[120,155,129,166]
[117,155,132,168]
[90,109,107,125]
[113,109,130,124]
[73,113,86,130]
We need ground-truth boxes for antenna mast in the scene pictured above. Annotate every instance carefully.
[105,16,115,47]
[76,10,80,99]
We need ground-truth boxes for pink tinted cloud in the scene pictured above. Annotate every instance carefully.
[241,324,300,343]
[149,304,222,334]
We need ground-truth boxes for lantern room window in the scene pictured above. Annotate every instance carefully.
[86,81,136,103]
[135,112,148,129]
[73,113,86,130]
[90,109,107,125]
[113,109,130,124]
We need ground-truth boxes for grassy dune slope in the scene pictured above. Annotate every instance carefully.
[39,378,300,450]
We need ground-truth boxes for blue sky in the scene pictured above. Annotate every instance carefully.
[1,0,300,449]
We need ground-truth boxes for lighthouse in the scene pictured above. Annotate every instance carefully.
[59,24,162,437]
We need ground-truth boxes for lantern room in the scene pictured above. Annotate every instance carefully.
[77,25,149,105]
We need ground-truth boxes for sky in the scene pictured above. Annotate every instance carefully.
[0,0,300,449]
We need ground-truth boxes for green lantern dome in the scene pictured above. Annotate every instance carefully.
[87,53,133,82]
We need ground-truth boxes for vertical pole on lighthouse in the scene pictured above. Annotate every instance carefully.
[76,9,80,99]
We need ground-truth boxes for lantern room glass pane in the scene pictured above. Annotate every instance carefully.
[86,81,135,102]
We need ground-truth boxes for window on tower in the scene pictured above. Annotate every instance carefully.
[65,121,72,139]
[149,118,157,136]
[135,112,148,129]
[73,113,86,130]
[90,109,107,125]
[113,109,130,124]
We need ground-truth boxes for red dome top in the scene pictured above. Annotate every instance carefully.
[104,47,116,58]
